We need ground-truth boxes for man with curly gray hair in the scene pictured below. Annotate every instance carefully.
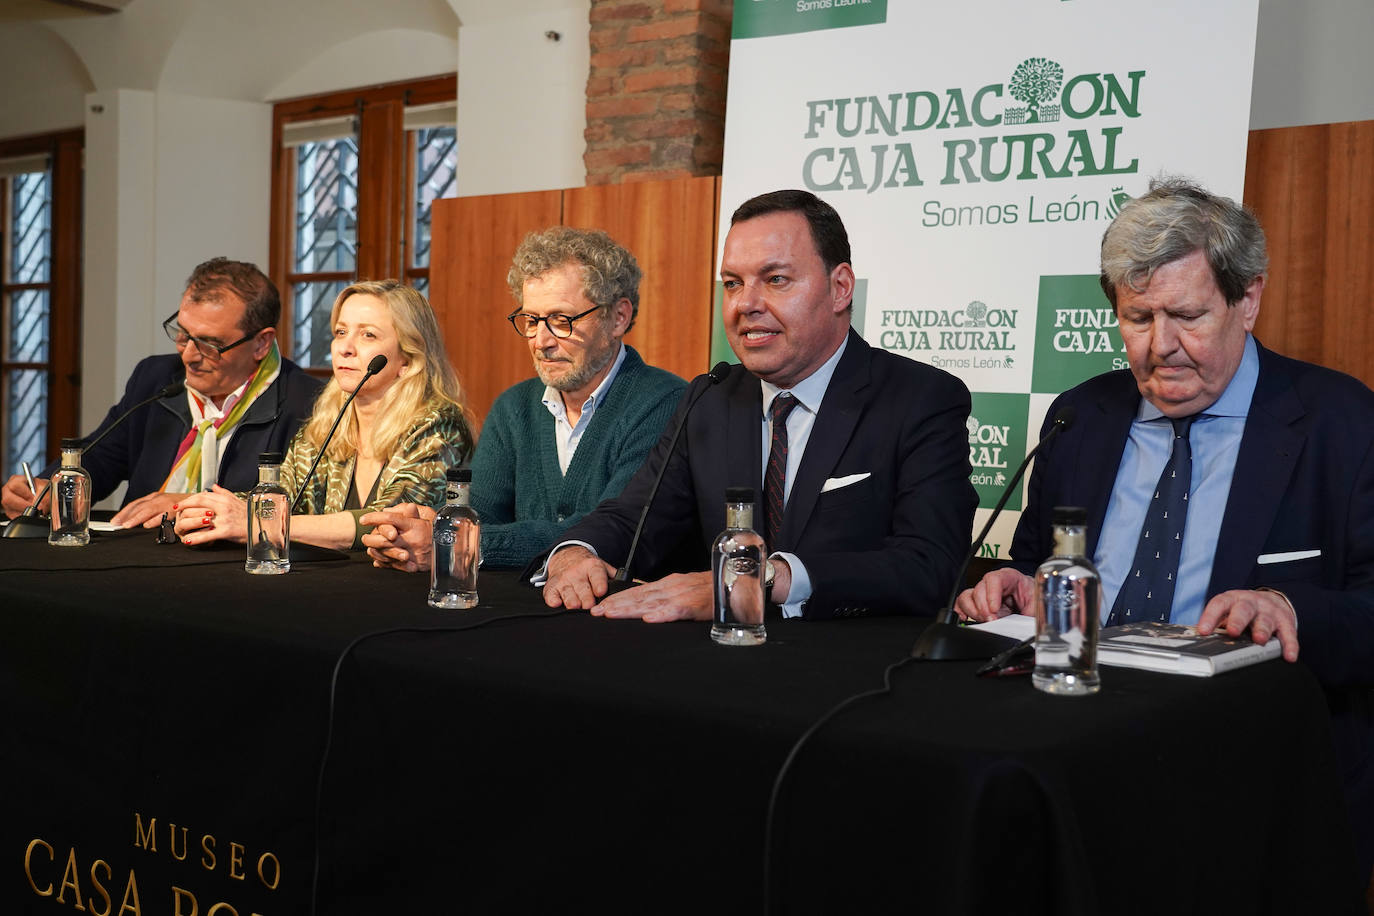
[958,177,1374,886]
[363,226,685,570]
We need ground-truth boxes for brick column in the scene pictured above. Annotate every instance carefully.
[584,0,732,184]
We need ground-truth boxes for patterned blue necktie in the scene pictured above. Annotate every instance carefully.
[1107,415,1196,626]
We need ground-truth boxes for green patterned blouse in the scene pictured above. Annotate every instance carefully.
[280,400,473,548]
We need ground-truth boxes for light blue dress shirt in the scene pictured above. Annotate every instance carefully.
[541,343,627,475]
[1094,334,1259,625]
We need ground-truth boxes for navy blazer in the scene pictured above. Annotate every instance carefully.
[1011,340,1374,874]
[51,353,322,506]
[560,330,977,618]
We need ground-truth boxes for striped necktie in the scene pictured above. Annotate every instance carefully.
[764,393,799,550]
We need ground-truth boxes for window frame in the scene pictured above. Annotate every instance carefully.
[268,74,456,374]
[0,128,82,473]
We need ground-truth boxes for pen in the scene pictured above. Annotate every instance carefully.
[21,461,37,504]
[975,636,1035,677]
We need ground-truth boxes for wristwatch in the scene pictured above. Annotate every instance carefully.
[763,558,777,601]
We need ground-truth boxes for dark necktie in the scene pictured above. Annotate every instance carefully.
[764,393,799,550]
[1107,415,1196,626]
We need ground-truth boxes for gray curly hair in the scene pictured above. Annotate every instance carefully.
[506,227,642,332]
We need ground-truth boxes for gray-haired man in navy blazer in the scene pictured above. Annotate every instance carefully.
[958,178,1374,885]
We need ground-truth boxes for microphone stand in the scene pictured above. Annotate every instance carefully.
[291,356,386,514]
[910,407,1075,660]
[4,378,187,539]
[605,362,732,593]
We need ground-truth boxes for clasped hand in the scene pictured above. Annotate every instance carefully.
[173,485,248,545]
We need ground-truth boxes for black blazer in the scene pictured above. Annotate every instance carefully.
[560,330,977,618]
[50,353,321,506]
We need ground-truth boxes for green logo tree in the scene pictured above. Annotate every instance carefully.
[1009,57,1064,123]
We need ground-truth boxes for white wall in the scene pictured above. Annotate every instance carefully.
[81,90,158,443]
[152,93,272,335]
[456,5,589,196]
[0,23,92,137]
[1250,0,1374,129]
[266,28,459,101]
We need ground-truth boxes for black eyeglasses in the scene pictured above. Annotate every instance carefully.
[163,313,258,360]
[506,305,603,339]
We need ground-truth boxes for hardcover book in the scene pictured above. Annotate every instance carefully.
[1097,621,1282,677]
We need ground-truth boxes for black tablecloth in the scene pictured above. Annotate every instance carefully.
[1,529,1364,915]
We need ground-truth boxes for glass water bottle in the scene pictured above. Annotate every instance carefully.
[48,438,91,547]
[1032,506,1101,695]
[246,452,290,575]
[429,467,480,609]
[710,486,767,646]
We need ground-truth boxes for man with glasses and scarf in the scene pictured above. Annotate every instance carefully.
[361,226,685,570]
[1,258,320,528]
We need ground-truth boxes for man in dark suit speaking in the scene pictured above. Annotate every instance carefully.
[542,189,976,621]
[957,178,1374,883]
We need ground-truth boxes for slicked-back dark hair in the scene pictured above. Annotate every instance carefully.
[183,258,280,334]
[730,189,853,276]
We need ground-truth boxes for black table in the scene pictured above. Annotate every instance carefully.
[1,528,1364,915]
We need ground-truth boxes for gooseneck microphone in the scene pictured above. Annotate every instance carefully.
[4,375,188,539]
[291,354,388,513]
[609,361,733,589]
[910,405,1076,660]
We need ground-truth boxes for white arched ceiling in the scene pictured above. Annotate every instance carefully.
[0,22,94,134]
[46,0,192,91]
[265,28,459,102]
[157,0,458,100]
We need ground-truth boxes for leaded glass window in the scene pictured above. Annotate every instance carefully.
[287,131,358,370]
[407,124,457,298]
[2,165,52,477]
[276,85,457,375]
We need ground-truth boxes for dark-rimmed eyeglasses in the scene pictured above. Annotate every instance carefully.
[506,305,602,339]
[163,313,258,360]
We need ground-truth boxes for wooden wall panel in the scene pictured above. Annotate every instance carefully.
[429,191,562,424]
[563,176,718,383]
[1245,120,1374,388]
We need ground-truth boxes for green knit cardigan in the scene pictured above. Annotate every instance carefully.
[470,346,686,568]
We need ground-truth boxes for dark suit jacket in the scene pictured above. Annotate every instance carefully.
[1011,340,1374,874]
[49,353,322,506]
[560,330,977,618]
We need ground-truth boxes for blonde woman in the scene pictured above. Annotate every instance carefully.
[174,280,473,550]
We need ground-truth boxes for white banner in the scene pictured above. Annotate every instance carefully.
[717,0,1260,558]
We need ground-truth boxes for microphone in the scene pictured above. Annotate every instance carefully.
[4,374,188,539]
[608,361,733,590]
[81,377,187,455]
[910,405,1076,660]
[291,354,388,513]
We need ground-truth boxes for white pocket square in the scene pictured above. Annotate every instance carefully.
[1257,549,1321,565]
[821,472,870,493]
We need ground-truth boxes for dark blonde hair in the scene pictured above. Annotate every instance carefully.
[302,280,470,461]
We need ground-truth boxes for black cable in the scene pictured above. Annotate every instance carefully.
[762,654,917,915]
[308,607,569,916]
[0,558,245,572]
